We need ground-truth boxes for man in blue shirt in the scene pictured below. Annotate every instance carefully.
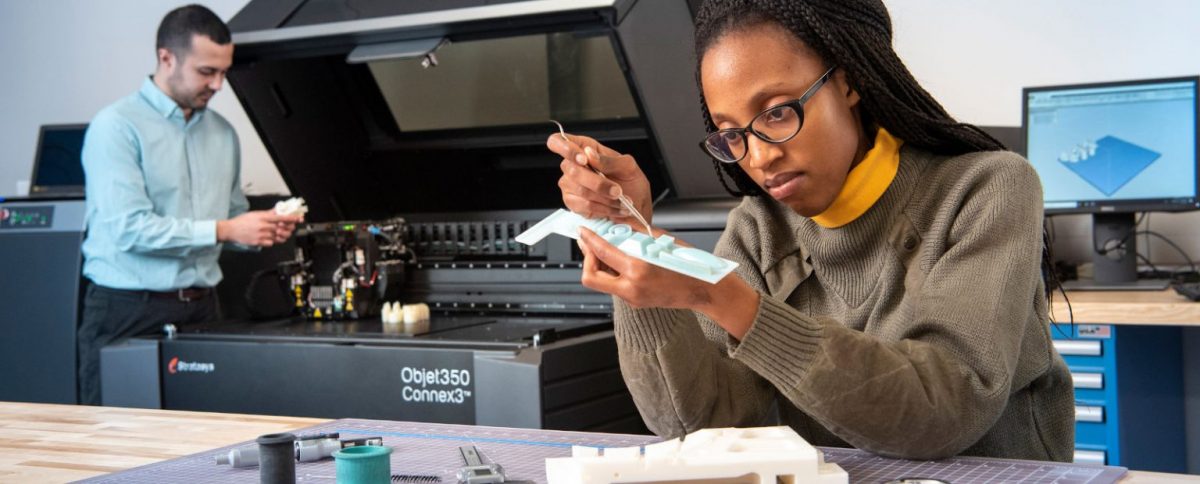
[78,5,301,405]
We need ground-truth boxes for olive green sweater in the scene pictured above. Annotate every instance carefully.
[614,146,1075,461]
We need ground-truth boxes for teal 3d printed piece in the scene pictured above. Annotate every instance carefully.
[516,209,738,284]
[334,445,393,484]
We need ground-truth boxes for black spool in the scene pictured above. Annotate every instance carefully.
[257,432,297,484]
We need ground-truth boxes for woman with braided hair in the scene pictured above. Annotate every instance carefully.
[546,0,1073,461]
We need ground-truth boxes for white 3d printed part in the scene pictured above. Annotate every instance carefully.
[545,426,848,484]
[515,209,738,284]
[274,197,308,217]
[380,302,429,325]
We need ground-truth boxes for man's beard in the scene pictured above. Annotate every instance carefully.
[168,69,212,111]
[190,92,213,110]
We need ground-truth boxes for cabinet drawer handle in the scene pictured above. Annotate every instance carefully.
[1075,405,1104,423]
[1074,449,1106,465]
[1054,340,1102,356]
[1072,372,1104,389]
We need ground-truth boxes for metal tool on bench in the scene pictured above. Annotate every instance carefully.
[457,446,504,484]
[455,446,535,484]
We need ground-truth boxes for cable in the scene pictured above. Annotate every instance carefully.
[1135,252,1160,276]
[1043,214,1074,339]
[331,261,359,288]
[244,267,295,320]
[1137,230,1198,276]
[1143,213,1152,263]
[1050,280,1074,340]
[1092,213,1144,258]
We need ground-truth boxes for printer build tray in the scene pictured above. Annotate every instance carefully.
[172,314,613,349]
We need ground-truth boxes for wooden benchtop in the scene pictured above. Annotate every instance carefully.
[0,401,1193,483]
[1051,289,1200,326]
[0,402,323,483]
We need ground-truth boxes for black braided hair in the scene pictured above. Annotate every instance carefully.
[694,0,1006,196]
[693,0,1057,296]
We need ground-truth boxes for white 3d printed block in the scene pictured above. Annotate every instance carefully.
[545,426,848,484]
[515,209,738,284]
[274,197,308,217]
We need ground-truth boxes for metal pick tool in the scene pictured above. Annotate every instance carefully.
[552,120,653,235]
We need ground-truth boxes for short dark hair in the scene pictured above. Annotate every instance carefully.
[156,4,231,58]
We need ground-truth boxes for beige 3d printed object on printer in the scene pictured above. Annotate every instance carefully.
[545,426,848,484]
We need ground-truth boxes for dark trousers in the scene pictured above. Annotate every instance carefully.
[77,283,219,405]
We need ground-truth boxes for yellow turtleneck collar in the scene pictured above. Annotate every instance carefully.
[810,127,903,228]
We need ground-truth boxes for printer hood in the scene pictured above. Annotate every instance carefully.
[227,0,723,221]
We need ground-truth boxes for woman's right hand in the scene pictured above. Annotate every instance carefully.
[547,133,653,227]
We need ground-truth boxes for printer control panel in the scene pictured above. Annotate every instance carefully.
[0,205,54,230]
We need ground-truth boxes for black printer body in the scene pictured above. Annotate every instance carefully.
[101,0,735,432]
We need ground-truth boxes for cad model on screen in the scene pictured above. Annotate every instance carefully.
[516,209,739,284]
[545,426,848,484]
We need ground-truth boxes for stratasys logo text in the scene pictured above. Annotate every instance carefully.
[167,356,216,374]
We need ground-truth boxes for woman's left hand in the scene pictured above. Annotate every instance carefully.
[577,227,761,339]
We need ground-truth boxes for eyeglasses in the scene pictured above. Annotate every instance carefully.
[699,67,836,164]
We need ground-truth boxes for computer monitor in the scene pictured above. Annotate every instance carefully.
[29,123,88,197]
[1024,76,1199,290]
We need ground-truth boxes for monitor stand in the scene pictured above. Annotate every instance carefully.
[1064,212,1169,291]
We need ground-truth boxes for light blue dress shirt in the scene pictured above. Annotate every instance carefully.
[82,77,249,291]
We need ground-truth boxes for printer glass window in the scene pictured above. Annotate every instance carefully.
[368,32,639,132]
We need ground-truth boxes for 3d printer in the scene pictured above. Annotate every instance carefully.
[280,218,411,320]
[102,0,731,432]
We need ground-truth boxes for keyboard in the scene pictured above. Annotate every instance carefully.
[1172,282,1200,301]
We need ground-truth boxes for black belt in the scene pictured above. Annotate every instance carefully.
[96,285,213,302]
[148,287,212,302]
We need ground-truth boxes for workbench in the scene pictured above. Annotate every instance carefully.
[0,402,1194,483]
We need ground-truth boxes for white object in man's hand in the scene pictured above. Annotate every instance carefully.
[274,197,308,217]
[218,211,292,247]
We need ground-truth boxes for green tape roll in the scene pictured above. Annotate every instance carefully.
[333,445,393,484]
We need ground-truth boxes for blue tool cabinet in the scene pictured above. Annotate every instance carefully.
[1050,323,1186,472]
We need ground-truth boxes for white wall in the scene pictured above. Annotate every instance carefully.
[2,1,1199,263]
[0,0,284,197]
[886,0,1200,264]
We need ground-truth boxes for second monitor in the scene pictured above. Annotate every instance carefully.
[1024,76,1199,290]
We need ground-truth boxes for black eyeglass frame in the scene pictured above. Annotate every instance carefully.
[699,67,837,164]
